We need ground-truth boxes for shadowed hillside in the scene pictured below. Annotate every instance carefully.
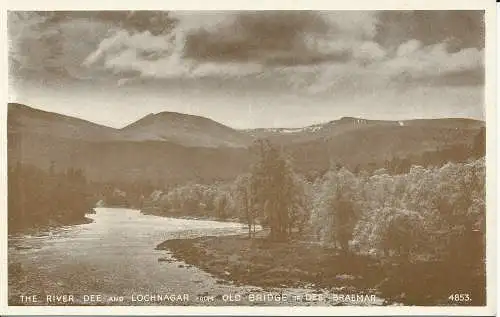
[121,111,253,147]
[8,102,485,185]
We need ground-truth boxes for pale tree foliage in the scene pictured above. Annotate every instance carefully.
[233,173,258,238]
[151,182,236,219]
[353,207,424,258]
[213,190,234,219]
[148,143,484,261]
[310,167,361,251]
[311,158,485,261]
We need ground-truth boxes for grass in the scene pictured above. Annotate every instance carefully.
[157,233,486,306]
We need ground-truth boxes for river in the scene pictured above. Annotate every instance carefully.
[8,207,384,306]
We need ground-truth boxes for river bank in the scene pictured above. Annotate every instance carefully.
[8,216,94,237]
[8,208,260,306]
[157,234,486,306]
[140,208,242,224]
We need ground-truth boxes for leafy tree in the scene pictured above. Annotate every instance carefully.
[249,139,302,241]
[311,168,360,251]
[234,173,258,238]
[311,157,485,263]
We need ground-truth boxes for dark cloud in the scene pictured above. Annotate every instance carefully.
[14,11,178,35]
[374,11,485,51]
[183,11,336,65]
[8,10,485,89]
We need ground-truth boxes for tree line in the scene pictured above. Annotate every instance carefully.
[8,161,94,232]
[144,127,486,263]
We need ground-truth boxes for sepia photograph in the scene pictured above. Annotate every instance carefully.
[1,3,497,316]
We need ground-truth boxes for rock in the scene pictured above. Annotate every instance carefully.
[158,257,172,262]
[336,274,355,281]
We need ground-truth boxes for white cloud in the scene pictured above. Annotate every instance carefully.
[353,41,387,62]
[4,11,471,93]
[396,39,422,57]
[190,62,263,78]
[319,11,379,39]
[383,41,484,79]
[302,34,353,56]
[83,28,265,81]
[280,39,483,95]
[82,11,386,83]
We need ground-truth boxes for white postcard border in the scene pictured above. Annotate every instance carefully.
[0,0,497,316]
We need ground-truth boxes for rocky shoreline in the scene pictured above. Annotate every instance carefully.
[157,234,486,306]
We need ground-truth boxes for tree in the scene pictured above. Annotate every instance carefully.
[214,191,231,219]
[8,162,91,231]
[333,191,356,252]
[310,168,360,251]
[234,173,258,238]
[249,139,298,241]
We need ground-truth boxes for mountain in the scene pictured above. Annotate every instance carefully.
[8,103,120,141]
[285,122,484,174]
[7,103,251,184]
[246,116,484,145]
[7,102,485,185]
[8,103,252,148]
[120,111,253,147]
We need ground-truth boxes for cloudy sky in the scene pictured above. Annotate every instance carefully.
[8,11,485,129]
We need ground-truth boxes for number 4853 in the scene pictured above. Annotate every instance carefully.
[448,293,471,302]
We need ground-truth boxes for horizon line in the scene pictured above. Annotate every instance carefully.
[8,101,486,131]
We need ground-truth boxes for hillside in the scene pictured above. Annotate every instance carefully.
[286,123,483,174]
[8,103,120,141]
[246,116,484,145]
[8,132,250,185]
[8,103,252,148]
[7,102,485,185]
[120,111,253,148]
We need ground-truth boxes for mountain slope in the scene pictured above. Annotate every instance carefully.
[120,111,253,148]
[246,116,484,145]
[8,103,120,141]
[8,131,250,184]
[286,123,483,174]
[7,103,485,185]
[8,103,253,148]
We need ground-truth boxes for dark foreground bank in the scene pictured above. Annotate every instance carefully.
[157,234,486,306]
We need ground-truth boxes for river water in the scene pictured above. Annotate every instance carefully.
[8,208,384,306]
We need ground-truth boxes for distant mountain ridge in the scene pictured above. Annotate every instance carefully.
[8,102,485,184]
[120,110,253,147]
[8,102,120,141]
[9,103,485,146]
[245,115,484,145]
[8,103,252,148]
